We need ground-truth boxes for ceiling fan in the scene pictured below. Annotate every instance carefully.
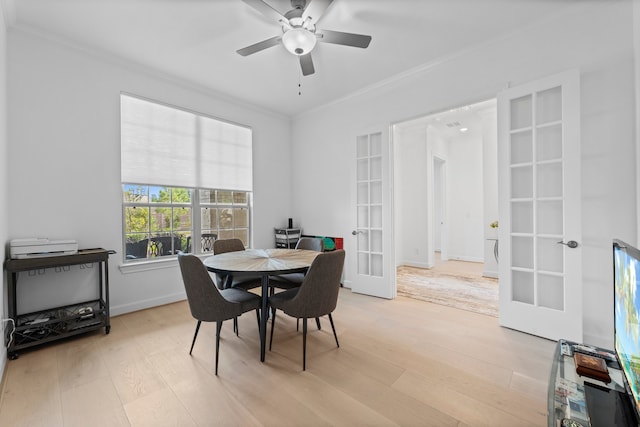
[236,0,372,76]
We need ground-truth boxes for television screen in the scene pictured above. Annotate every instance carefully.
[613,239,640,422]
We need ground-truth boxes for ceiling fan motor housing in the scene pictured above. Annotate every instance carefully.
[290,0,307,10]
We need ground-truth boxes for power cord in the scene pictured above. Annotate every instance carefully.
[2,318,16,349]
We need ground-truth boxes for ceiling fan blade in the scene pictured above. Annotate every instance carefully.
[302,0,333,25]
[236,35,282,56]
[300,53,315,76]
[240,0,287,24]
[316,29,371,48]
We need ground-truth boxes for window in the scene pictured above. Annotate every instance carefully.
[121,94,252,262]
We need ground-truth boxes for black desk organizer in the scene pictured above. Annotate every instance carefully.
[4,248,115,359]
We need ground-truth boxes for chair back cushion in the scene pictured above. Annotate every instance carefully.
[295,237,324,252]
[284,250,345,318]
[178,254,242,321]
[213,238,245,255]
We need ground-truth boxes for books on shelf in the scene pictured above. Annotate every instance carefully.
[573,352,611,384]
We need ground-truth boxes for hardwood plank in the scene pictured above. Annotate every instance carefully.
[61,376,130,426]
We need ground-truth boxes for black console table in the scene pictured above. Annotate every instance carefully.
[4,248,114,359]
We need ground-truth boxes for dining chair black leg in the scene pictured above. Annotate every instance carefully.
[315,317,321,330]
[215,321,223,375]
[269,308,277,351]
[233,317,238,336]
[255,308,260,330]
[302,317,308,371]
[189,320,202,355]
[328,313,339,348]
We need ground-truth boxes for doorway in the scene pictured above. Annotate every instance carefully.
[393,99,497,273]
[392,98,498,314]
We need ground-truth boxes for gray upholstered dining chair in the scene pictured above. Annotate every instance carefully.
[268,250,345,370]
[270,237,324,290]
[178,253,261,375]
[212,238,262,291]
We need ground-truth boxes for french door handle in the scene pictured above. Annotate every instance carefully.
[557,240,579,249]
[352,230,364,235]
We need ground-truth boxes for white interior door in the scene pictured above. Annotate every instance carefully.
[497,69,582,342]
[351,130,395,299]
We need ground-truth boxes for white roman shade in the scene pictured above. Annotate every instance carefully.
[121,94,253,191]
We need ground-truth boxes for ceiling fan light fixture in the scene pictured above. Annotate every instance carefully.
[282,28,317,56]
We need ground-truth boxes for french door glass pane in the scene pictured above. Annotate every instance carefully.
[511,201,533,234]
[512,270,534,304]
[358,231,369,251]
[357,159,369,180]
[370,133,382,155]
[537,274,564,310]
[370,157,382,180]
[537,163,563,197]
[358,206,369,227]
[512,236,533,269]
[357,136,369,157]
[537,237,563,273]
[537,201,563,235]
[511,130,533,164]
[536,124,562,161]
[358,183,369,204]
[370,181,382,204]
[371,254,383,277]
[370,230,383,253]
[370,206,382,228]
[511,166,533,198]
[358,252,369,275]
[510,95,532,129]
[536,86,562,124]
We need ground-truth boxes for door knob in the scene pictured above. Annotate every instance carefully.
[557,240,579,248]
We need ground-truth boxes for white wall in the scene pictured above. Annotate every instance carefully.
[7,30,292,316]
[291,1,637,347]
[0,2,9,379]
[393,124,429,268]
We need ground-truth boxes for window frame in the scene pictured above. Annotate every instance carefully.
[119,93,254,268]
[121,184,253,263]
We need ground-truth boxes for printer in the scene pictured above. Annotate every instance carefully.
[10,238,78,259]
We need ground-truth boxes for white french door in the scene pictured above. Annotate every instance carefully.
[350,130,395,299]
[497,69,582,342]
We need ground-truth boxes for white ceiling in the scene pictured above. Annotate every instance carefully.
[5,0,574,118]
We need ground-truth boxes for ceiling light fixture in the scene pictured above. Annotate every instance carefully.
[282,28,317,56]
[459,127,469,132]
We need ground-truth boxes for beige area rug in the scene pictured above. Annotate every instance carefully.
[397,265,499,317]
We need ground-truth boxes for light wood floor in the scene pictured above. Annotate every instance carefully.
[431,253,485,278]
[0,289,555,426]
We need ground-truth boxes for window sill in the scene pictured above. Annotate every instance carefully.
[118,254,210,274]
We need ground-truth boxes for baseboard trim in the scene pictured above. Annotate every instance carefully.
[111,292,187,316]
[396,261,432,269]
[447,255,484,263]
